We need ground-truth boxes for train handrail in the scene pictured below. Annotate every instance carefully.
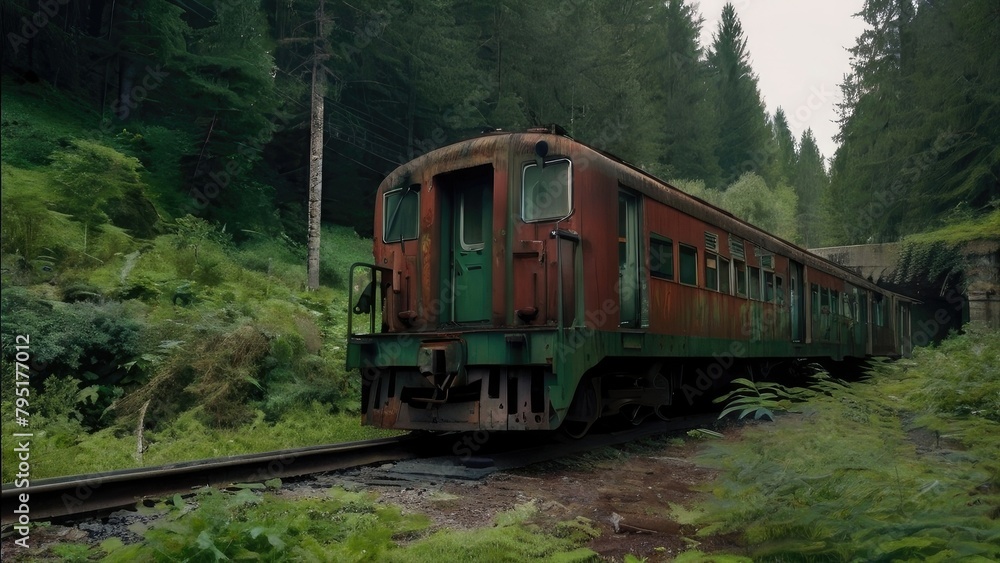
[348,262,392,337]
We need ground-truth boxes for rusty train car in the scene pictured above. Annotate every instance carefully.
[346,129,915,436]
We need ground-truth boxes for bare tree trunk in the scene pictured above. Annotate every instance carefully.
[306,1,326,291]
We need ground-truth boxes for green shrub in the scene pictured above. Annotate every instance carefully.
[0,81,83,167]
[50,140,151,230]
[0,165,80,264]
[0,288,143,372]
[1,289,146,428]
[115,324,269,429]
[903,324,1000,422]
[319,224,373,289]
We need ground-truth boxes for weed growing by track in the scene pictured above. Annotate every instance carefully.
[38,487,599,562]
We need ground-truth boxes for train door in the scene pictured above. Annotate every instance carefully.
[441,166,494,323]
[618,191,640,327]
[789,261,805,342]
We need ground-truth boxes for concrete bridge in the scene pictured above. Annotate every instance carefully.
[809,240,999,340]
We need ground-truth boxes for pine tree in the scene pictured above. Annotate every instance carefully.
[794,129,827,247]
[825,0,916,243]
[646,0,720,185]
[706,3,771,185]
[771,108,797,185]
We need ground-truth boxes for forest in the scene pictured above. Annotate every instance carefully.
[1,0,998,560]
[3,0,995,248]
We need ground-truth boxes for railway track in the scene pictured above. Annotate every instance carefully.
[1,413,720,527]
[0,434,441,526]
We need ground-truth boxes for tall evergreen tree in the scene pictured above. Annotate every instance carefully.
[826,0,916,243]
[706,3,770,185]
[646,0,720,185]
[771,108,797,185]
[794,129,827,247]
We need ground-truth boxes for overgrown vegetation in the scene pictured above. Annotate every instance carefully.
[0,82,384,482]
[0,215,380,480]
[682,325,1000,561]
[33,487,598,562]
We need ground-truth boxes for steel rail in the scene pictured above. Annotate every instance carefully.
[1,435,431,525]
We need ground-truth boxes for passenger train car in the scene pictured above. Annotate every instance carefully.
[346,129,915,436]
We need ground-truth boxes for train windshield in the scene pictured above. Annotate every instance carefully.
[522,158,572,222]
[383,186,419,242]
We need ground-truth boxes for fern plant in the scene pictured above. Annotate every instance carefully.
[714,377,806,421]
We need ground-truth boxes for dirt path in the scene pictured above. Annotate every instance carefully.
[361,439,742,561]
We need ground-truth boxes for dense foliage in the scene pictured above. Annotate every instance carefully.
[2,0,837,243]
[5,1,994,244]
[686,325,1000,560]
[825,0,999,244]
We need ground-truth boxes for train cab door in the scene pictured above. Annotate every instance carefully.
[443,166,494,323]
[789,261,805,342]
[618,190,640,327]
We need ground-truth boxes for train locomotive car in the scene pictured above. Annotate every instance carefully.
[346,129,915,436]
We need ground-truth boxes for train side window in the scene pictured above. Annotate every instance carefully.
[775,276,784,305]
[831,290,839,318]
[821,287,830,314]
[522,158,572,222]
[649,235,674,280]
[734,260,747,296]
[811,284,820,314]
[459,190,484,250]
[719,257,731,294]
[679,244,698,286]
[764,271,775,302]
[749,266,762,300]
[705,253,719,290]
[383,186,420,242]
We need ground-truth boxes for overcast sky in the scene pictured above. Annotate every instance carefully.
[694,0,868,163]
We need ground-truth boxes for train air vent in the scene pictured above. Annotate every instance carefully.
[704,232,719,252]
[760,255,774,269]
[729,235,746,261]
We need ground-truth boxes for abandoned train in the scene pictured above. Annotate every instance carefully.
[346,129,915,436]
